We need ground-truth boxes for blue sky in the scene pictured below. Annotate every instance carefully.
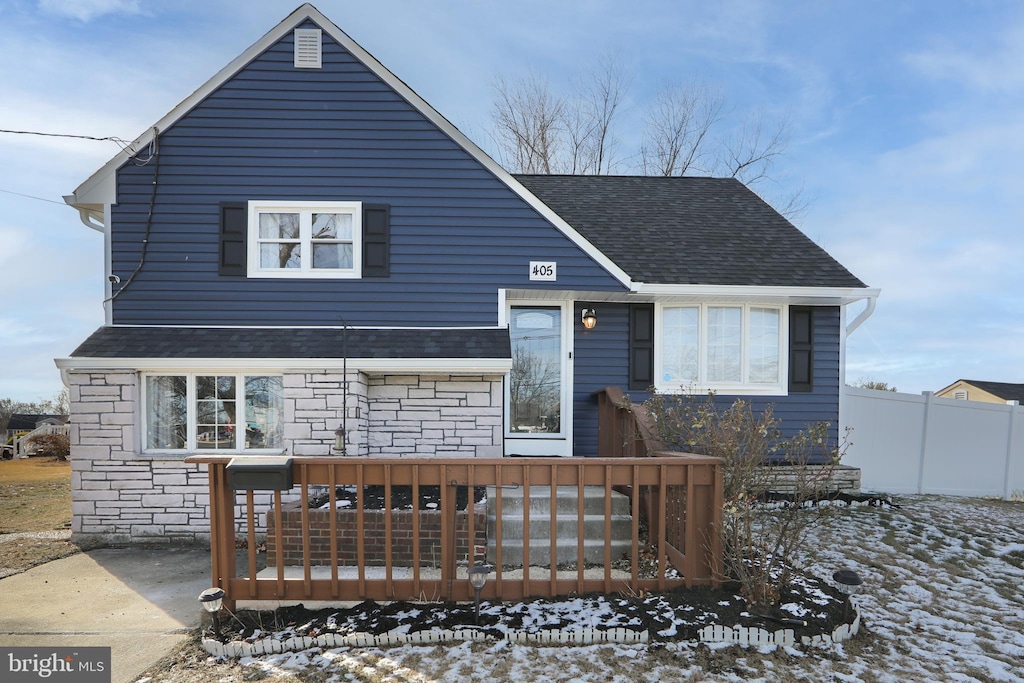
[1,0,1022,402]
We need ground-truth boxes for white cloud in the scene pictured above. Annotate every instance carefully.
[0,227,30,268]
[38,0,140,22]
[904,20,1024,92]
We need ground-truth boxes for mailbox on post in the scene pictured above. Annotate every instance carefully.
[226,456,294,491]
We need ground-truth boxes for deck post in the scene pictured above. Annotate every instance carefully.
[206,462,237,611]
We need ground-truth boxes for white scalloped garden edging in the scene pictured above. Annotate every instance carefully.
[201,607,856,658]
[699,604,861,648]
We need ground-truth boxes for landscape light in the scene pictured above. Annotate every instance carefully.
[468,564,493,625]
[833,569,863,622]
[199,587,226,640]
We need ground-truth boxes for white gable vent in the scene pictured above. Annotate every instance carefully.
[294,28,322,68]
[953,390,967,400]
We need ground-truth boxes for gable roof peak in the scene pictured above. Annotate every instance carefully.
[65,4,634,288]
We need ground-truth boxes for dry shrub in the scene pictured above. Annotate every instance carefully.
[25,432,71,461]
[642,391,847,609]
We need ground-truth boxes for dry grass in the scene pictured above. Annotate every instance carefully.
[0,457,71,532]
[0,457,78,575]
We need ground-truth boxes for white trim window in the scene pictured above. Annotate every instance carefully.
[143,373,284,452]
[656,304,787,395]
[248,201,362,278]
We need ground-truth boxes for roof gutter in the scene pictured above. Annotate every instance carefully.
[54,356,513,374]
[631,282,880,304]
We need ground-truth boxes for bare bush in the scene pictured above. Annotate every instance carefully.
[642,391,846,608]
[25,432,71,461]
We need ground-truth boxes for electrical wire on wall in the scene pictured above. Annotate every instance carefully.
[107,127,161,302]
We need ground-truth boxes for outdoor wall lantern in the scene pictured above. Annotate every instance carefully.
[832,568,863,622]
[581,308,598,330]
[333,424,346,455]
[198,587,226,640]
[467,564,493,624]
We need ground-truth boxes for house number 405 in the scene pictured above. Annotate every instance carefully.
[529,261,557,281]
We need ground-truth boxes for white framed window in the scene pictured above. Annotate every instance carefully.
[143,373,284,452]
[656,303,787,395]
[248,201,362,278]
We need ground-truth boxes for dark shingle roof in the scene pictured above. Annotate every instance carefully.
[514,175,865,288]
[6,414,66,430]
[959,380,1024,403]
[71,327,510,360]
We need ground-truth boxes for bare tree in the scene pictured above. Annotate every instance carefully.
[0,396,65,433]
[640,81,724,176]
[53,388,70,415]
[578,56,629,174]
[489,67,805,218]
[492,57,628,175]
[491,73,566,173]
[850,378,898,392]
[717,109,790,186]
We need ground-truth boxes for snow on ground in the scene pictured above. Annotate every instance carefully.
[186,496,1024,682]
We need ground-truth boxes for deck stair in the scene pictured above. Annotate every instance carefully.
[486,485,633,566]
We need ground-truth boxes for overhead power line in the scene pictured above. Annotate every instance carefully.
[0,128,129,146]
[0,187,66,206]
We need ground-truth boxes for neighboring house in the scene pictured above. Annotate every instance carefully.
[935,380,1024,404]
[57,4,877,546]
[4,414,67,442]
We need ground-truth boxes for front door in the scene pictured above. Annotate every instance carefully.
[505,303,572,456]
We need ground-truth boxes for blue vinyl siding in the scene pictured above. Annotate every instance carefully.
[109,21,624,326]
[573,305,842,460]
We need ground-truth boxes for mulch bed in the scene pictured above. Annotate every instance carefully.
[219,571,852,645]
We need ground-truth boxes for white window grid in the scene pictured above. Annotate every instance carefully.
[141,372,284,453]
[655,303,789,396]
[248,200,362,278]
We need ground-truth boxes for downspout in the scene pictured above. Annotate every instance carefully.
[74,207,105,231]
[841,295,878,456]
[845,297,876,336]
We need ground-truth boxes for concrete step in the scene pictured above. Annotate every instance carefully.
[487,514,633,541]
[485,485,634,567]
[486,486,632,517]
[488,538,633,566]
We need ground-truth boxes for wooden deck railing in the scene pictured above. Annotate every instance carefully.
[593,387,714,554]
[186,455,722,609]
[594,386,665,458]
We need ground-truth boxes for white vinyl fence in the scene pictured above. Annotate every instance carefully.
[842,387,1024,499]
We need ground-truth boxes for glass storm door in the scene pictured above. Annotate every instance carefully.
[506,305,572,456]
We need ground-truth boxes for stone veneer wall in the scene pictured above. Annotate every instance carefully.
[68,370,504,546]
[366,375,504,458]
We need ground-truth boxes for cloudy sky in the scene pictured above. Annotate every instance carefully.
[1,0,1022,402]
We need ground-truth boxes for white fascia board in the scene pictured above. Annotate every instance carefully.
[55,356,512,374]
[98,323,504,331]
[632,283,881,304]
[63,5,636,291]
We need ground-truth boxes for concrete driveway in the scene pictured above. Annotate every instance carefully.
[0,548,213,683]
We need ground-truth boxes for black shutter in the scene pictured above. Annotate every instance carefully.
[362,204,390,277]
[629,304,655,391]
[218,202,247,276]
[789,306,814,392]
